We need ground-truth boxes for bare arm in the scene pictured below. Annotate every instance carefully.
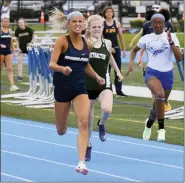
[104,39,121,74]
[10,38,15,51]
[127,45,141,74]
[109,53,121,74]
[16,38,20,50]
[167,31,182,62]
[117,21,126,52]
[49,36,65,72]
[9,30,15,52]
[129,29,143,48]
[171,44,182,62]
[137,48,145,66]
[129,45,141,64]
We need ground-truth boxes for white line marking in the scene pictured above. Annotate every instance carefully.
[2,133,184,170]
[1,150,141,182]
[1,172,34,182]
[2,119,183,153]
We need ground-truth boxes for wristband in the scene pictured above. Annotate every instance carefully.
[169,41,174,46]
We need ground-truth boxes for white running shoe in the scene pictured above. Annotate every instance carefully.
[76,161,88,175]
[143,118,152,140]
[10,85,19,92]
[157,129,166,142]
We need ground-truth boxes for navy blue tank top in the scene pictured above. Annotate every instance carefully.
[53,35,89,90]
[0,29,11,50]
[103,20,119,48]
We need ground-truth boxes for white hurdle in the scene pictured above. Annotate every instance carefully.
[1,42,56,109]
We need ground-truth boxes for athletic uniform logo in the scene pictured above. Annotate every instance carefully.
[89,52,106,60]
[1,35,11,38]
[18,32,29,37]
[147,39,169,56]
[64,55,88,62]
[106,28,116,33]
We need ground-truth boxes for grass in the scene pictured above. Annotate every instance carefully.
[11,24,184,50]
[124,32,184,49]
[1,64,184,145]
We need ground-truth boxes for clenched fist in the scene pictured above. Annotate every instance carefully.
[61,66,72,76]
[96,76,105,85]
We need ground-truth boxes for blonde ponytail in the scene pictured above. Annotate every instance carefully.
[49,7,68,31]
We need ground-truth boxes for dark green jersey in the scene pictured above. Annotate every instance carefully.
[86,40,111,90]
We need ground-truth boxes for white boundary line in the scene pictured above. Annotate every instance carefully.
[1,172,34,182]
[2,119,183,153]
[1,150,141,182]
[2,133,184,170]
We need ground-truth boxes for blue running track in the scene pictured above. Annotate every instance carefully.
[1,116,184,182]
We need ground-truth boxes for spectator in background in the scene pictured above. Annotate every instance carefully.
[1,0,10,20]
[0,17,19,91]
[102,6,127,97]
[15,18,34,81]
[82,13,88,35]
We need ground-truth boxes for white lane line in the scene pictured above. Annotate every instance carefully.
[2,133,184,170]
[2,119,184,153]
[1,150,141,182]
[1,172,34,182]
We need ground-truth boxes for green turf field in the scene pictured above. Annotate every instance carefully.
[1,64,184,145]
[11,23,184,50]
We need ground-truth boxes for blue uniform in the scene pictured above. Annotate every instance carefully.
[53,35,89,102]
[103,20,122,93]
[0,29,11,55]
[144,67,173,90]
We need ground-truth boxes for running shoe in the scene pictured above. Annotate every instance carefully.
[76,161,88,175]
[97,120,107,142]
[143,118,152,140]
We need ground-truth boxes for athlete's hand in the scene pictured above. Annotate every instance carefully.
[137,60,143,67]
[111,48,116,54]
[96,76,105,85]
[122,49,126,57]
[0,44,6,48]
[117,72,123,82]
[167,28,173,44]
[128,62,134,73]
[124,63,134,79]
[61,66,72,76]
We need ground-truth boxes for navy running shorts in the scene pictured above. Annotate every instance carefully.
[54,86,87,102]
[0,49,11,56]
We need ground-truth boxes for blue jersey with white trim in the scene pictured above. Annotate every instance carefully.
[53,35,89,89]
